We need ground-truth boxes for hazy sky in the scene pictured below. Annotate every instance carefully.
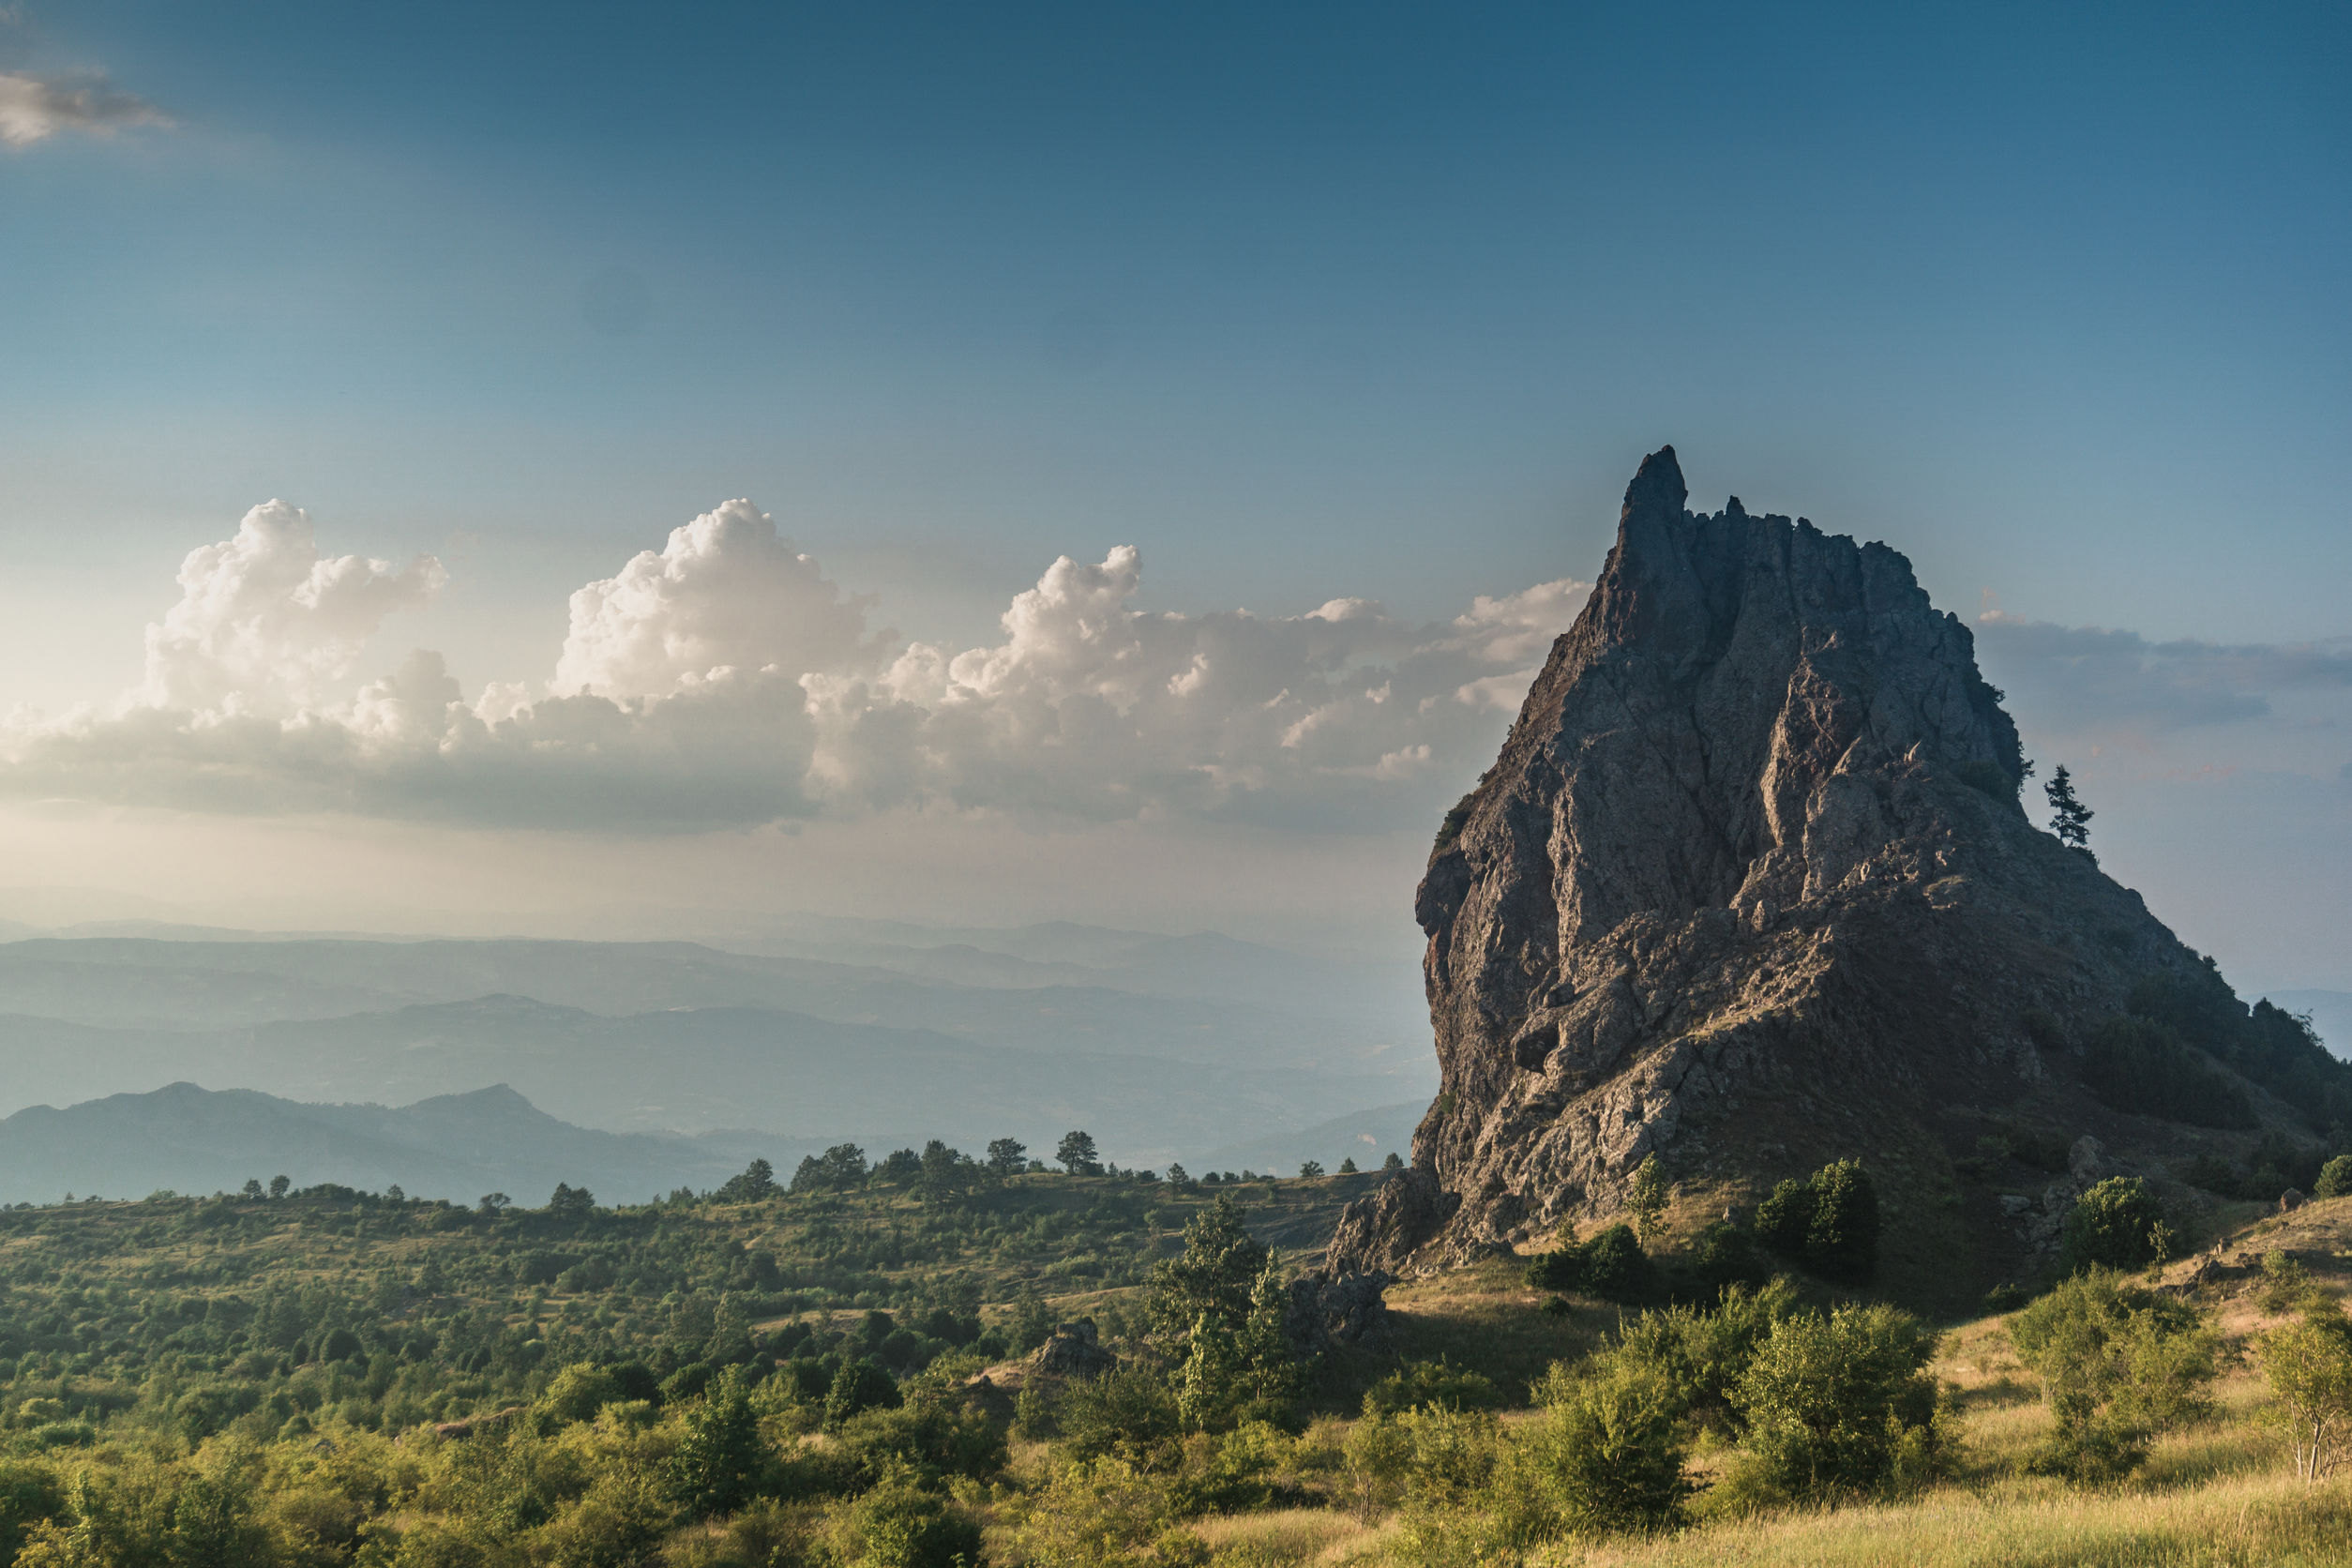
[0,2,2345,988]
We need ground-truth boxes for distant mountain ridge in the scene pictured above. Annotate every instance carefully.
[0,915,1437,1176]
[0,1082,802,1207]
[0,994,1423,1165]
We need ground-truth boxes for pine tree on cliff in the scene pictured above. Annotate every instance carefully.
[2044,764,2094,858]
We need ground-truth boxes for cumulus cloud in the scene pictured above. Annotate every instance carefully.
[1976,611,2352,734]
[552,499,882,697]
[139,501,448,715]
[0,71,168,148]
[0,497,1589,831]
[796,546,1585,825]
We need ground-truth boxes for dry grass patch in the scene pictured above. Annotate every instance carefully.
[1193,1506,1389,1563]
[1581,1472,2352,1568]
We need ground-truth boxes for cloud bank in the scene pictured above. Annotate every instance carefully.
[13,497,2343,837]
[0,72,168,148]
[1975,611,2352,735]
[0,499,1590,831]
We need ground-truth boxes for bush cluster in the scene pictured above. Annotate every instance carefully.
[1753,1159,1879,1284]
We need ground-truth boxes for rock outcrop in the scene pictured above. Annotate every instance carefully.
[1027,1318,1115,1379]
[1328,446,2283,1302]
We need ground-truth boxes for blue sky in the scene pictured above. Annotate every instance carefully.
[0,2,2345,987]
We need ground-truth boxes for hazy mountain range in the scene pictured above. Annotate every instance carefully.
[0,1082,793,1207]
[0,914,1439,1189]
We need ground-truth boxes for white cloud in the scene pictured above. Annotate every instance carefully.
[139,501,447,716]
[801,549,1589,824]
[552,499,881,698]
[1,496,1590,832]
[0,71,168,148]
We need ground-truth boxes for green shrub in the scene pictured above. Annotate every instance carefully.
[2258,1251,2318,1315]
[1394,1404,1500,1513]
[1727,1303,1944,1503]
[833,1463,983,1568]
[824,1359,903,1428]
[670,1365,768,1518]
[662,1362,715,1405]
[0,1459,62,1564]
[1171,1419,1294,1515]
[1058,1368,1184,1472]
[1361,1359,1501,1416]
[2010,1270,2218,1482]
[1606,1279,1800,1438]
[533,1362,620,1430]
[2255,1301,2352,1483]
[1750,1161,1878,1283]
[1753,1177,1815,1258]
[1523,1224,1656,1303]
[2315,1155,2352,1200]
[1012,1382,1060,1441]
[836,1396,1008,1489]
[1804,1160,1879,1283]
[1524,1358,1691,1534]
[1341,1407,1412,1520]
[2061,1177,2166,1272]
[1690,1222,1770,1292]
[1010,1459,1206,1568]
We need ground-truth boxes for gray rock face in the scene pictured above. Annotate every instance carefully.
[1329,447,2230,1291]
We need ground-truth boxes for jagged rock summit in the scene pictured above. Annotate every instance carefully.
[1327,446,2271,1299]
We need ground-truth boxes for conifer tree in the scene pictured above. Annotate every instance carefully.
[1055,1130,1101,1175]
[2045,763,2095,856]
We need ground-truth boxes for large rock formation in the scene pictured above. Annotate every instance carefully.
[1328,447,2305,1303]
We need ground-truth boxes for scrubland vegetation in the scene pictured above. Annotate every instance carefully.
[3,1138,2352,1566]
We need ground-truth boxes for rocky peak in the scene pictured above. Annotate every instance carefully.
[1330,447,2248,1304]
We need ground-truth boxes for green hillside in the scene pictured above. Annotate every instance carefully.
[0,1156,2349,1566]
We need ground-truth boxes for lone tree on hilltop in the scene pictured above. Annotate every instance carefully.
[2045,764,2095,857]
[268,1175,290,1199]
[986,1138,1028,1176]
[1056,1130,1102,1175]
[548,1182,596,1218]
